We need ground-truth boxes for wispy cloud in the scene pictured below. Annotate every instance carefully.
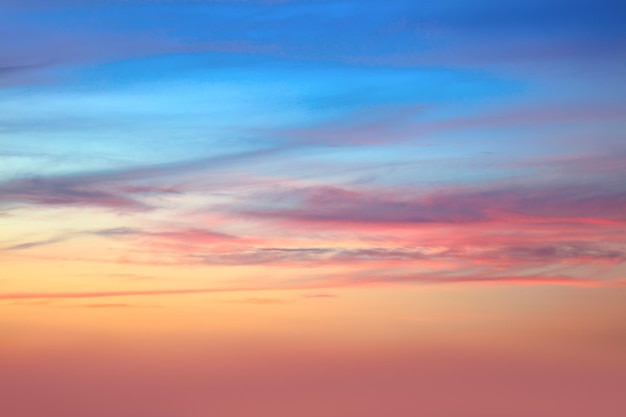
[0,286,320,301]
[1,227,142,251]
[67,303,163,309]
[302,293,336,299]
[243,182,626,226]
[232,298,288,305]
[3,237,70,251]
[1,272,621,302]
[257,103,625,146]
[0,147,286,212]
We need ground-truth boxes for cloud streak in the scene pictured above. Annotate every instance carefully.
[243,182,626,226]
[0,147,287,212]
[2,272,621,301]
[1,227,142,251]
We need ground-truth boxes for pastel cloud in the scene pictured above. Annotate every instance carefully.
[0,227,243,265]
[1,227,142,251]
[185,244,624,267]
[0,176,150,211]
[243,182,626,225]
[1,269,622,302]
[0,147,284,212]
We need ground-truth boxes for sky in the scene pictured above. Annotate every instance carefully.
[1,1,625,416]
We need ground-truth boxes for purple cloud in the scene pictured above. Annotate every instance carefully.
[243,182,626,225]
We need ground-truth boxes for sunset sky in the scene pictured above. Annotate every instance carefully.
[1,1,626,416]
